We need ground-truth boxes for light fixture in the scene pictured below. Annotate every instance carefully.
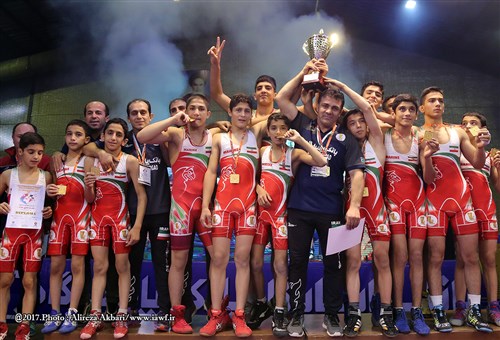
[405,0,416,9]
[329,33,339,46]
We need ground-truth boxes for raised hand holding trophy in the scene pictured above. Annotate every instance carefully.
[302,29,334,92]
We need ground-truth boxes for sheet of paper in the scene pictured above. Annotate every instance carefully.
[326,218,365,255]
[5,183,45,230]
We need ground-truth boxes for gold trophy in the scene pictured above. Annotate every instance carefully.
[302,29,334,92]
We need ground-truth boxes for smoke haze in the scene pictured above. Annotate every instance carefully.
[50,1,358,119]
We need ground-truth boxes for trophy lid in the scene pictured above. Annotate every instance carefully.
[302,29,333,60]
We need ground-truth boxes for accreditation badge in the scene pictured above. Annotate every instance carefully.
[138,164,151,186]
[310,165,330,177]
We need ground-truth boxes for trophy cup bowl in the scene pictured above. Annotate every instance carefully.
[302,29,333,92]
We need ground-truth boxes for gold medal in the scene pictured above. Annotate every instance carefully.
[423,130,434,141]
[490,148,498,158]
[325,166,330,177]
[230,173,240,184]
[90,166,100,176]
[57,185,67,195]
[468,126,480,137]
[363,187,369,197]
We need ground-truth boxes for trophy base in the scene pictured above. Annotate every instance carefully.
[302,79,327,92]
[302,72,326,92]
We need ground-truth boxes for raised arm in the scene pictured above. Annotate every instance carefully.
[459,127,490,169]
[287,129,327,168]
[207,37,231,112]
[83,156,97,203]
[200,134,221,228]
[419,137,439,184]
[488,150,500,193]
[136,112,189,144]
[276,59,320,122]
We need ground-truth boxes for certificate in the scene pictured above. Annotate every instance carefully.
[326,218,365,255]
[5,183,45,230]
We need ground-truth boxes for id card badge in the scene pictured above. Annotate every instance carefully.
[311,165,330,177]
[138,164,151,186]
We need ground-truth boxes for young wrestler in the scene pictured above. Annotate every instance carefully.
[251,113,326,336]
[199,94,267,337]
[136,94,215,334]
[208,37,277,123]
[384,94,430,335]
[0,132,54,340]
[80,118,147,339]
[42,120,91,334]
[419,87,492,333]
[361,81,394,126]
[451,112,499,327]
[335,78,397,338]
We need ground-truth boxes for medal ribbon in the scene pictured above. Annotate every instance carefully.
[132,134,147,165]
[229,130,246,173]
[316,124,337,156]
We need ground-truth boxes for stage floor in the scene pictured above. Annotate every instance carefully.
[19,312,500,339]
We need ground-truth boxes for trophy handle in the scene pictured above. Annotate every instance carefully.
[302,42,310,57]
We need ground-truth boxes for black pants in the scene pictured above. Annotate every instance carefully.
[127,213,194,313]
[287,209,345,316]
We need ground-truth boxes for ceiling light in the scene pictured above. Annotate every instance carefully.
[405,0,416,9]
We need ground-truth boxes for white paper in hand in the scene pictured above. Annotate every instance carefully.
[326,218,365,255]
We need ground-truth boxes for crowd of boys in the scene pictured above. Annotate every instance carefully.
[0,37,499,340]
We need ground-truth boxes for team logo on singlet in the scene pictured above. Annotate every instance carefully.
[336,133,346,141]
[212,213,222,226]
[174,222,187,233]
[33,248,42,260]
[77,230,88,242]
[0,247,9,260]
[389,212,400,223]
[49,230,56,242]
[88,229,97,240]
[427,215,438,227]
[385,170,401,193]
[490,222,498,231]
[377,224,389,234]
[119,229,128,241]
[246,216,256,227]
[278,225,287,237]
[417,215,427,227]
[465,211,476,223]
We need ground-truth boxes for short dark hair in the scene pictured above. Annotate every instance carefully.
[169,97,186,111]
[420,86,443,105]
[104,118,128,135]
[391,94,418,113]
[187,94,210,109]
[83,101,110,117]
[126,98,152,117]
[66,119,91,137]
[340,109,363,130]
[318,88,345,111]
[382,94,397,112]
[12,122,37,136]
[361,81,384,97]
[462,112,487,128]
[267,112,291,129]
[19,132,45,150]
[255,75,277,91]
[229,93,252,111]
